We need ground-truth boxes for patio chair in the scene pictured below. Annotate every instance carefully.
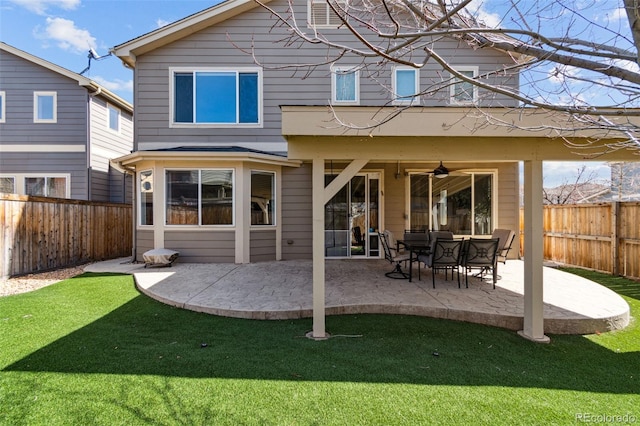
[379,230,411,279]
[491,228,516,264]
[460,238,500,289]
[418,238,462,288]
[415,231,454,281]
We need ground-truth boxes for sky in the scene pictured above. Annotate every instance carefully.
[0,0,627,187]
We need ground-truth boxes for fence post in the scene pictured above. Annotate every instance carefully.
[611,201,620,276]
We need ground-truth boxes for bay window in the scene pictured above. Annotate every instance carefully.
[139,170,153,226]
[251,171,275,226]
[166,169,234,225]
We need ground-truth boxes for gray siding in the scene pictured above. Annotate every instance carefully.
[0,152,88,199]
[0,49,89,198]
[0,48,133,202]
[250,229,276,262]
[89,95,134,202]
[281,163,312,260]
[133,0,519,152]
[136,229,154,262]
[165,230,235,263]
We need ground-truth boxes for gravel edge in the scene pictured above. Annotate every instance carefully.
[0,264,91,297]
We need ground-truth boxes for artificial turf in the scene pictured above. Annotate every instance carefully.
[0,270,638,425]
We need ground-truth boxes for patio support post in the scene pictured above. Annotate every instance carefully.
[311,157,327,339]
[519,159,550,343]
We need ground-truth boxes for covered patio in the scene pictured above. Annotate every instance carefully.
[86,258,629,335]
[282,106,640,342]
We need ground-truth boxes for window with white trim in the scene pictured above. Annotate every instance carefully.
[108,104,120,132]
[165,169,234,225]
[408,170,495,235]
[251,170,275,226]
[0,91,5,123]
[25,176,67,197]
[172,69,261,126]
[0,176,15,193]
[139,170,153,226]
[308,0,346,28]
[450,67,478,104]
[331,65,359,105]
[34,91,57,123]
[393,67,420,105]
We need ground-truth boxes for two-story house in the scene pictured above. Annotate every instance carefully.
[0,42,133,202]
[111,0,638,341]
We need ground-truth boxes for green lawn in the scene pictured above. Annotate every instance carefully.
[1,270,638,425]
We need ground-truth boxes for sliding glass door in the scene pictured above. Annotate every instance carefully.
[325,173,380,258]
[409,171,494,235]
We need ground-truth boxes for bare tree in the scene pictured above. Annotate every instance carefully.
[610,161,640,200]
[542,165,608,204]
[254,0,640,155]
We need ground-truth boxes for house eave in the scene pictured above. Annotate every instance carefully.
[111,0,272,68]
[1,42,133,113]
[113,149,302,169]
[281,106,640,162]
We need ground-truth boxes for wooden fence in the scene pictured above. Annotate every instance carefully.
[519,202,640,280]
[1,194,132,278]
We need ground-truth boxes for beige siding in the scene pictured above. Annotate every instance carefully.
[89,96,134,202]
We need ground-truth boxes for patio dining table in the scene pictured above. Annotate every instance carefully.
[397,239,431,282]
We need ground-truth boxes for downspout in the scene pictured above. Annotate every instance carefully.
[112,160,137,262]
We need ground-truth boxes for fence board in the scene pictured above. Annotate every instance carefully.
[520,202,640,280]
[0,194,132,278]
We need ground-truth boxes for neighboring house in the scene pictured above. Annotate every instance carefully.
[0,42,133,202]
[111,0,638,341]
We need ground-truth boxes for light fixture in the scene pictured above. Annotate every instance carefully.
[433,161,449,178]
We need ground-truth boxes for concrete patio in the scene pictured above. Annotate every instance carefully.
[85,258,630,335]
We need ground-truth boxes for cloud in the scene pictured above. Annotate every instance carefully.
[548,65,580,84]
[464,1,502,28]
[8,0,80,15]
[92,76,133,94]
[156,18,170,28]
[37,17,96,53]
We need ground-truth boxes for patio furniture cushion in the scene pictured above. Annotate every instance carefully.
[143,248,179,267]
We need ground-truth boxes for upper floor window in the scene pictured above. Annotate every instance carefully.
[393,67,420,105]
[331,65,359,105]
[309,0,345,28]
[108,104,120,132]
[172,68,261,126]
[450,67,478,105]
[0,91,5,123]
[34,91,57,123]
[165,169,234,226]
